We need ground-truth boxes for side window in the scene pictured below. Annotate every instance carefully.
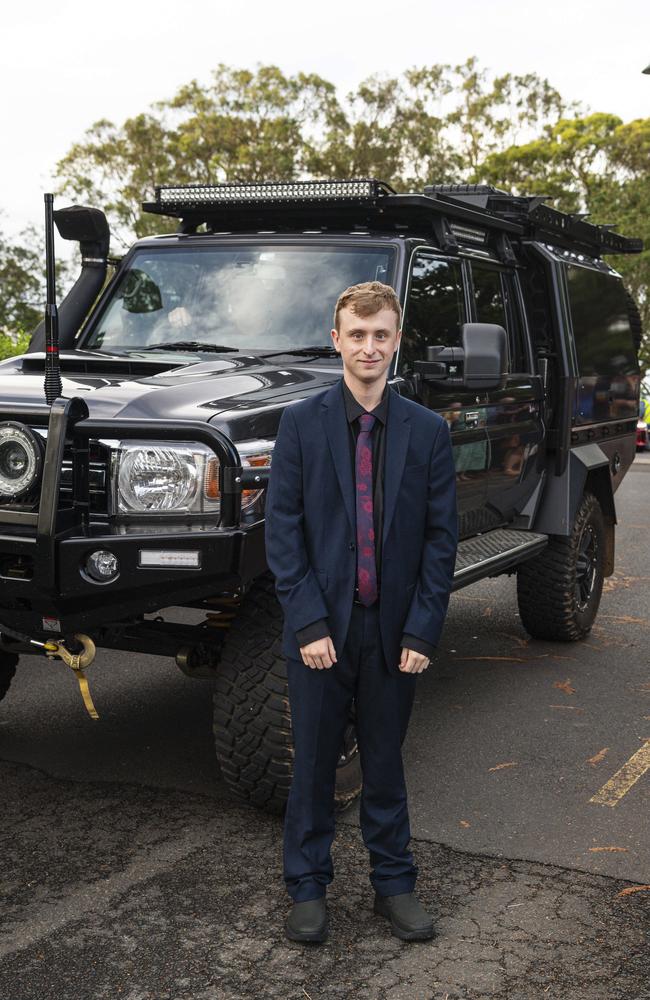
[401,255,465,367]
[566,265,638,377]
[471,264,528,374]
[502,274,528,373]
[471,265,507,329]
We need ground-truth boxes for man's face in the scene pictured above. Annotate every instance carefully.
[331,306,401,385]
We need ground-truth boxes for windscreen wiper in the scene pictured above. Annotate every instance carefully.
[138,341,239,353]
[257,346,339,359]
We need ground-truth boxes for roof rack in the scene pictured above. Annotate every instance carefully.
[143,178,523,254]
[142,178,642,258]
[424,184,643,257]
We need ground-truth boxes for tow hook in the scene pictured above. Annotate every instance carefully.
[46,634,99,720]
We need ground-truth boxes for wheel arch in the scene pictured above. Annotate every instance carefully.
[533,442,615,541]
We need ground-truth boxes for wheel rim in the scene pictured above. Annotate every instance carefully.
[575,523,598,612]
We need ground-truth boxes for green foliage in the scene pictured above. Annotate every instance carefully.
[0,222,44,334]
[0,329,30,361]
[0,216,75,357]
[55,61,571,245]
[479,113,650,371]
[7,59,645,370]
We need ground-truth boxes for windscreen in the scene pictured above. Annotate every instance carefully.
[83,245,394,353]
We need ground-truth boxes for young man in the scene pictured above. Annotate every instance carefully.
[265,281,458,943]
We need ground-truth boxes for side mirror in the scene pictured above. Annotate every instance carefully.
[412,323,508,391]
[462,323,508,390]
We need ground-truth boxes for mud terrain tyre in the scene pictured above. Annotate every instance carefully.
[213,572,361,815]
[0,651,18,703]
[517,492,606,641]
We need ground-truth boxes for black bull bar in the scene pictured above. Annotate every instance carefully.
[0,397,271,637]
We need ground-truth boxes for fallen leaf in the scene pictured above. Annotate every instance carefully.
[501,633,530,649]
[553,678,576,695]
[587,747,609,766]
[488,761,518,772]
[599,614,648,626]
[588,846,628,853]
[618,885,650,896]
[459,820,471,828]
[482,606,493,617]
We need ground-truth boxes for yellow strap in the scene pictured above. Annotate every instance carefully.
[70,663,100,720]
[47,638,99,720]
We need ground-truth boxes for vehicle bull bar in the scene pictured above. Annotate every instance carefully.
[0,396,270,599]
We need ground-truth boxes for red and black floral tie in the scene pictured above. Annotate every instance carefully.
[355,413,378,606]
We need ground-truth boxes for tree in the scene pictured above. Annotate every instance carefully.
[0,216,73,360]
[479,114,650,370]
[57,65,342,245]
[0,221,44,335]
[56,61,571,242]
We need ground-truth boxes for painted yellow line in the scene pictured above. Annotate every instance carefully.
[590,740,650,807]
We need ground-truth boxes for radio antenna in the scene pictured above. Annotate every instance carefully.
[43,193,63,405]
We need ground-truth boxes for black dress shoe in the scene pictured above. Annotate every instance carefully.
[285,897,328,943]
[373,891,435,941]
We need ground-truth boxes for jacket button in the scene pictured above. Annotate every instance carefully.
[349,542,355,551]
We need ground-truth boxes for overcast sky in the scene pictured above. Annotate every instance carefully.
[1,0,648,244]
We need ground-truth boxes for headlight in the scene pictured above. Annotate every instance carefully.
[112,438,273,517]
[0,421,43,499]
[115,441,220,515]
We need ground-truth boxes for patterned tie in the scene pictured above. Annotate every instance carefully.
[355,412,378,606]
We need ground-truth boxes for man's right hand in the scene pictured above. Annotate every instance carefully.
[299,636,337,670]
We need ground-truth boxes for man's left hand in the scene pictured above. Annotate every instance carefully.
[399,647,430,673]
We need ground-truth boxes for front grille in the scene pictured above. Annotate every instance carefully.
[60,450,109,514]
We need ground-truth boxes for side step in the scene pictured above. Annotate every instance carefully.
[453,528,548,591]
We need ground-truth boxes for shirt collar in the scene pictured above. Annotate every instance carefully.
[341,378,389,426]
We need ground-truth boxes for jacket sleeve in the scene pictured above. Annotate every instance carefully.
[295,618,331,647]
[264,405,329,639]
[402,417,458,649]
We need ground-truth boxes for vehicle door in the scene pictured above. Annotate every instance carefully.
[396,250,490,540]
[467,260,545,526]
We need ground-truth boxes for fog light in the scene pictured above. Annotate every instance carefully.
[85,550,119,582]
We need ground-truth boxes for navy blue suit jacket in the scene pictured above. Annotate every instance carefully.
[264,378,458,673]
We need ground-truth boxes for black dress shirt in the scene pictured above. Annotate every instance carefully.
[294,378,435,660]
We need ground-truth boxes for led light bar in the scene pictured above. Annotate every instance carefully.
[154,179,394,211]
[139,549,201,569]
[449,223,487,245]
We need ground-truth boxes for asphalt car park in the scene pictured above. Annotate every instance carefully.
[0,457,649,999]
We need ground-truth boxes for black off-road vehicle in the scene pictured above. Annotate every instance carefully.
[0,179,642,812]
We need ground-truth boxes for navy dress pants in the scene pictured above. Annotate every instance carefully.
[283,601,418,902]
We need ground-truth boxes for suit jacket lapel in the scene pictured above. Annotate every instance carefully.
[382,390,411,546]
[322,380,355,535]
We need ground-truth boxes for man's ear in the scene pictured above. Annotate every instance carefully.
[330,328,341,352]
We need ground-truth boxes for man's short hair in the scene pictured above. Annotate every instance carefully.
[333,281,402,332]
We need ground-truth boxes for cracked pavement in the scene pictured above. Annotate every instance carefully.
[1,460,649,998]
[1,759,649,1000]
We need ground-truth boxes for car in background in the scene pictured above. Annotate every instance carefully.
[638,397,650,450]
